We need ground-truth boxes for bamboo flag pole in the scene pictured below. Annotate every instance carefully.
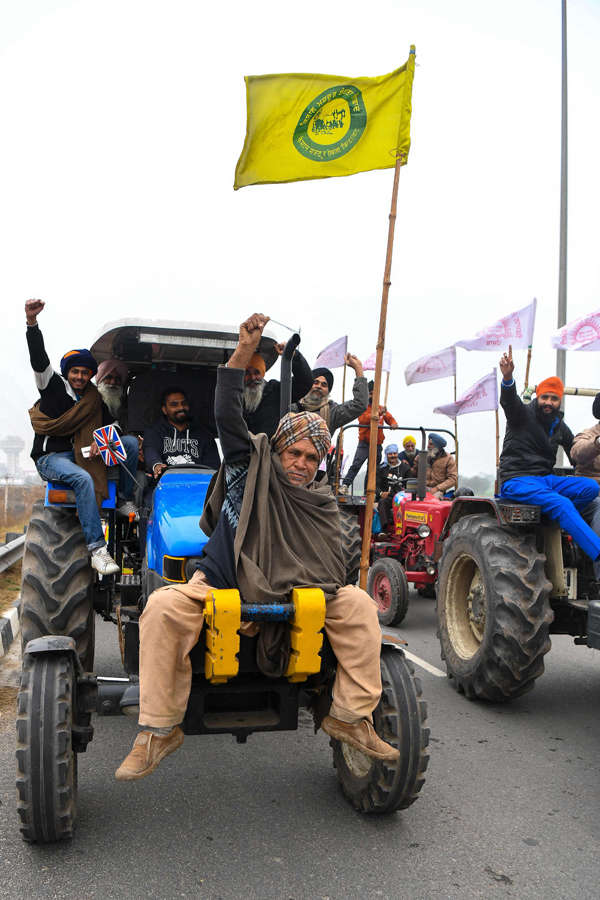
[494,408,500,494]
[359,153,403,590]
[453,371,459,474]
[383,370,390,407]
[334,363,348,493]
[524,345,533,390]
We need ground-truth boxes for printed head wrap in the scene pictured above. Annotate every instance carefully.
[96,359,128,385]
[272,412,331,464]
[60,348,98,378]
[246,353,266,378]
[311,367,334,392]
[536,376,564,400]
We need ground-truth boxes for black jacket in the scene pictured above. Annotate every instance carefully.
[498,380,574,485]
[244,350,313,438]
[27,324,114,461]
[143,416,220,473]
[377,461,410,497]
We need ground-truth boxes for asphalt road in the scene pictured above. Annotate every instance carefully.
[1,592,599,900]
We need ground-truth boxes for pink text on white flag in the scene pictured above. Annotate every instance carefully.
[363,349,392,372]
[456,299,537,351]
[551,309,600,351]
[405,345,456,385]
[433,370,498,419]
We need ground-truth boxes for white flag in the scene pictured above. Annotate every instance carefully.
[314,335,348,368]
[434,370,498,419]
[456,298,537,351]
[405,345,456,385]
[363,349,392,372]
[551,309,600,351]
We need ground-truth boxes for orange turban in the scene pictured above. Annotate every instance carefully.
[536,376,564,399]
[247,353,266,377]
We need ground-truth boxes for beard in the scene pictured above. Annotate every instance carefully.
[98,382,124,419]
[243,380,265,413]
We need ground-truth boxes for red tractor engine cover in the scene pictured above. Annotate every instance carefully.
[393,492,452,567]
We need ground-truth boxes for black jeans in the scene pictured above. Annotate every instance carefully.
[343,442,382,489]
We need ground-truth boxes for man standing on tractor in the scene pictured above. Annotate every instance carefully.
[339,382,398,495]
[25,299,139,575]
[243,342,313,438]
[498,347,600,565]
[426,433,457,499]
[291,354,368,436]
[115,313,399,781]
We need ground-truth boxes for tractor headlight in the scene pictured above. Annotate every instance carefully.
[162,555,186,583]
[417,524,431,538]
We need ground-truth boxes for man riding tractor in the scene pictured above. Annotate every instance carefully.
[25,298,139,575]
[116,313,399,780]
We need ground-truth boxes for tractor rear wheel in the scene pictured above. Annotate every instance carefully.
[330,647,429,813]
[367,557,409,626]
[16,652,78,842]
[20,501,95,671]
[437,514,552,701]
[339,509,361,585]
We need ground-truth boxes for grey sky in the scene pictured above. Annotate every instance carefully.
[1,0,599,476]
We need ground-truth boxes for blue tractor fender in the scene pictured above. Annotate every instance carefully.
[146,468,215,576]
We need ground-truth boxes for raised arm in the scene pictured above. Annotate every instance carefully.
[499,346,525,425]
[25,299,55,392]
[219,313,270,461]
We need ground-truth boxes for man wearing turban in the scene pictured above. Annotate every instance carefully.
[498,347,600,565]
[96,359,129,426]
[25,299,139,575]
[116,313,397,781]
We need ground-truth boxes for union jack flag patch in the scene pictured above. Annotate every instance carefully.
[93,425,126,466]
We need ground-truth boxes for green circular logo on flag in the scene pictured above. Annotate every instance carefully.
[293,84,367,162]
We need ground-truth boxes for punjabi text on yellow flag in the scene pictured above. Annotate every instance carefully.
[234,46,416,190]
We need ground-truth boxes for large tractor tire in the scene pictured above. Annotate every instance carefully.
[437,514,553,702]
[339,509,361,585]
[21,501,95,671]
[331,647,429,813]
[367,557,409,626]
[16,652,78,842]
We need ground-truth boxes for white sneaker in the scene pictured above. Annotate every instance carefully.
[117,500,138,519]
[91,546,120,575]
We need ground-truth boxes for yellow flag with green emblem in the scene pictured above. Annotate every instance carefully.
[234,47,415,190]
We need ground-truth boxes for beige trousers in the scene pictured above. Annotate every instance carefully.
[138,571,382,728]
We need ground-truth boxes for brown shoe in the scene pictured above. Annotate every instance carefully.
[115,727,184,781]
[321,715,400,762]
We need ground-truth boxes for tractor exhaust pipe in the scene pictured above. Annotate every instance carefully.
[279,333,301,418]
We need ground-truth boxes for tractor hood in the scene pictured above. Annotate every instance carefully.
[146,467,216,571]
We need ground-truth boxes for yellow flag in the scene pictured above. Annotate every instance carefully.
[234,47,415,190]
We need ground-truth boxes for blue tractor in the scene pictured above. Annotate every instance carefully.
[17,319,429,843]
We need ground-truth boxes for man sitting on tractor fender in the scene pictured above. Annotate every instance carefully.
[399,435,418,474]
[426,433,457,499]
[25,298,139,576]
[498,348,600,565]
[115,313,398,781]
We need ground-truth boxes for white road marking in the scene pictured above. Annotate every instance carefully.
[401,649,446,678]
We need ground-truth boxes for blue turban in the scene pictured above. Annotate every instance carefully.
[384,444,399,458]
[428,433,447,450]
[60,349,98,378]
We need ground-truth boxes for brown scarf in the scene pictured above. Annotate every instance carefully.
[29,384,108,504]
[298,393,331,428]
[200,433,345,675]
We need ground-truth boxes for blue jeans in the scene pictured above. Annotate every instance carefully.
[36,435,139,551]
[500,475,600,561]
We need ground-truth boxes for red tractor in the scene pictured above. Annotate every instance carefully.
[336,425,463,625]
